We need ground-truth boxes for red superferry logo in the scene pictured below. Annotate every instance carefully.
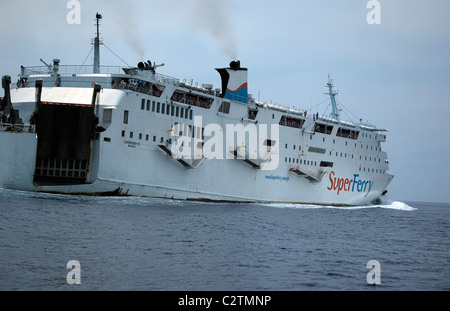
[327,171,374,197]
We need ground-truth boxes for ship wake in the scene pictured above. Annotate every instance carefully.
[258,199,416,211]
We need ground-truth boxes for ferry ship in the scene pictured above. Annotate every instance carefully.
[0,14,393,205]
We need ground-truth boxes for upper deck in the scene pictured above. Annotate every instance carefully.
[15,63,388,135]
[19,64,179,88]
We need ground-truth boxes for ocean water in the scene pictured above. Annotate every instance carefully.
[0,188,449,291]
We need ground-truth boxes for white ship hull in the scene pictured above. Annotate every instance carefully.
[0,131,392,205]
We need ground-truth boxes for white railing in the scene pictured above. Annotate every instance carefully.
[21,65,182,86]
[22,65,126,76]
[0,122,36,133]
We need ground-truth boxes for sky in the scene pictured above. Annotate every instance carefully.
[0,0,449,203]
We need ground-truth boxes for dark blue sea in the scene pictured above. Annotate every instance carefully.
[0,188,449,291]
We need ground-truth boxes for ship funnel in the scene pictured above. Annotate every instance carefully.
[216,60,248,104]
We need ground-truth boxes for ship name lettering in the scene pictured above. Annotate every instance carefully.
[327,171,374,197]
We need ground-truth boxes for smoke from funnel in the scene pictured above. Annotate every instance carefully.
[100,0,237,61]
[99,0,146,60]
[117,12,146,59]
[155,0,238,59]
[191,0,238,59]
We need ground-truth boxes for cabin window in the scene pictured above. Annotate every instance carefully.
[314,123,333,135]
[157,102,160,113]
[176,106,179,117]
[121,130,125,137]
[219,101,230,114]
[180,107,184,118]
[248,108,258,120]
[320,161,334,167]
[171,90,213,109]
[189,110,193,120]
[103,108,112,123]
[146,134,149,141]
[162,103,165,114]
[141,99,145,110]
[146,100,150,111]
[130,132,133,138]
[337,127,359,140]
[123,110,129,124]
[279,115,304,129]
[139,133,142,140]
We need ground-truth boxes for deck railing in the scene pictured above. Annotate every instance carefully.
[22,65,126,75]
[0,122,36,133]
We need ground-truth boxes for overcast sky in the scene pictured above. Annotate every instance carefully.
[1,0,449,203]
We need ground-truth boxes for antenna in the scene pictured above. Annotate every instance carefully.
[93,13,103,74]
[325,74,340,120]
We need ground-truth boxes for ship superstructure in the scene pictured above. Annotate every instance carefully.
[0,14,393,205]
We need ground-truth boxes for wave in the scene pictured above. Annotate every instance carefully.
[258,200,417,211]
[372,200,417,211]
